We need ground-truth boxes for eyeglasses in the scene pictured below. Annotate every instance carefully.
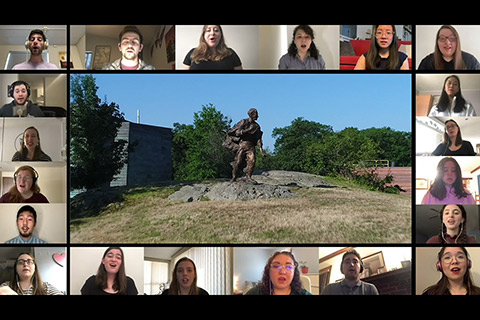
[16,259,35,266]
[441,253,466,264]
[445,125,457,130]
[438,36,457,43]
[375,31,394,38]
[270,263,295,273]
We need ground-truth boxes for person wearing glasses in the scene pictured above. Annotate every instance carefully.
[5,205,47,244]
[418,25,480,70]
[354,25,409,70]
[0,252,62,295]
[245,251,312,295]
[431,119,476,156]
[321,249,379,295]
[422,246,480,295]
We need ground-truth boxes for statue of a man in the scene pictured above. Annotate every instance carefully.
[224,108,266,183]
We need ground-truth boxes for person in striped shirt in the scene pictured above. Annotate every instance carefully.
[0,252,63,295]
[5,205,46,244]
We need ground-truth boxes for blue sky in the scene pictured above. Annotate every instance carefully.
[90,73,411,151]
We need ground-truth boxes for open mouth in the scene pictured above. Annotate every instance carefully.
[451,267,461,274]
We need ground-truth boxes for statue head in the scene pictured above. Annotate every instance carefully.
[248,108,258,120]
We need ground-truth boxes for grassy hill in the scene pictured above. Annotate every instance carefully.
[70,175,411,244]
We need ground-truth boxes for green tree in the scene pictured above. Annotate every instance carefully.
[361,127,411,167]
[70,75,128,190]
[172,104,232,180]
[272,117,333,172]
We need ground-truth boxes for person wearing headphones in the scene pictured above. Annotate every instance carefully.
[321,249,379,295]
[422,246,480,295]
[6,205,46,244]
[0,81,45,117]
[0,165,48,203]
[12,29,58,70]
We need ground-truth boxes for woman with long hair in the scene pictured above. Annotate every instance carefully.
[418,25,480,70]
[245,251,311,295]
[162,257,209,295]
[0,252,62,295]
[423,247,480,295]
[421,157,475,205]
[0,165,48,203]
[12,126,52,161]
[183,25,242,70]
[81,247,138,295]
[355,25,409,70]
[428,75,477,116]
[427,204,477,243]
[431,119,476,156]
[278,25,326,70]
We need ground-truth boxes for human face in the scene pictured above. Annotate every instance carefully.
[13,84,29,106]
[176,260,196,292]
[269,254,295,292]
[444,77,459,97]
[204,25,222,49]
[342,253,362,280]
[442,160,457,187]
[102,249,122,275]
[438,28,457,60]
[28,33,45,55]
[16,170,34,194]
[16,254,35,281]
[445,121,458,139]
[440,247,468,281]
[375,25,394,50]
[17,211,36,239]
[442,205,464,232]
[24,129,39,152]
[119,32,143,61]
[294,29,312,55]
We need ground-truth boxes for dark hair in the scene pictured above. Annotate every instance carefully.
[119,25,143,44]
[429,157,470,200]
[17,205,37,222]
[95,247,128,294]
[10,252,46,295]
[423,247,480,295]
[167,257,200,295]
[18,126,50,161]
[436,204,468,243]
[366,25,399,70]
[28,29,47,41]
[287,25,319,60]
[443,119,463,146]
[259,251,304,295]
[436,75,467,113]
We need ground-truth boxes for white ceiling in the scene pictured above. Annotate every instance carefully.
[0,25,66,45]
[417,74,480,93]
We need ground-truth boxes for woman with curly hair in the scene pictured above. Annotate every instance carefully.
[427,204,477,244]
[183,25,242,70]
[422,246,480,295]
[245,251,311,295]
[421,157,475,205]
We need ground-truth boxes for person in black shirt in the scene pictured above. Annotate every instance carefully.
[418,25,480,70]
[431,119,476,156]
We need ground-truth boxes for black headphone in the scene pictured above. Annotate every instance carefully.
[341,250,364,274]
[14,166,39,185]
[8,81,31,98]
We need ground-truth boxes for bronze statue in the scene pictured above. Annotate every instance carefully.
[224,108,266,183]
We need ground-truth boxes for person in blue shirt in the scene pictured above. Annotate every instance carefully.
[6,205,46,244]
